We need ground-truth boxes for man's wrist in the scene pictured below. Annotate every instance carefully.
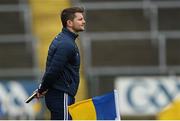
[38,88,44,94]
[38,83,46,94]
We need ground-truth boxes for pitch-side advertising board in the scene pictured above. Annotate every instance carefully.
[115,76,180,115]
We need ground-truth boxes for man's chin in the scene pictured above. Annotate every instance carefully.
[77,28,85,32]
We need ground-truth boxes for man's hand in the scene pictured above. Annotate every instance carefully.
[36,90,48,99]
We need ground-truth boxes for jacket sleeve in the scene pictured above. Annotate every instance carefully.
[38,42,74,92]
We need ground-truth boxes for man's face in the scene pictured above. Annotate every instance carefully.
[71,12,86,32]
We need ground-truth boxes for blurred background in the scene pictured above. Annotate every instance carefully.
[0,0,180,120]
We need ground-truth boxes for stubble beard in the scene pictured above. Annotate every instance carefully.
[74,27,85,33]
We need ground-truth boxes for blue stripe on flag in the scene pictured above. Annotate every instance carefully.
[92,91,117,120]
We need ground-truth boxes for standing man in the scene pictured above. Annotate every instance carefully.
[36,7,86,120]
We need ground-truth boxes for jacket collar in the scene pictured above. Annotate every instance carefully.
[62,28,78,40]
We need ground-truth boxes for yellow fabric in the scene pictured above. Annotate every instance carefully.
[68,99,97,120]
[29,0,70,69]
[157,96,180,120]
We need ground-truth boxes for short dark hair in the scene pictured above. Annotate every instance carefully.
[61,7,84,27]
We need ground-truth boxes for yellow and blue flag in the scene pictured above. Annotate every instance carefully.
[68,90,120,120]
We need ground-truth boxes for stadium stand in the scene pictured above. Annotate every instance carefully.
[74,0,180,120]
[77,0,180,89]
[91,40,158,66]
[0,0,19,4]
[0,0,38,80]
[86,9,150,32]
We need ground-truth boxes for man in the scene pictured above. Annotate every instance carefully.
[36,7,86,120]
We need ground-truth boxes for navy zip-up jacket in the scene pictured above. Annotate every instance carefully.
[39,28,80,96]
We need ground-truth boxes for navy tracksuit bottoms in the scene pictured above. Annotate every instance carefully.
[45,89,75,120]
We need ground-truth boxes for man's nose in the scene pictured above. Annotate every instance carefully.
[83,19,86,24]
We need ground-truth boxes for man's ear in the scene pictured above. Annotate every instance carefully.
[67,20,73,27]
